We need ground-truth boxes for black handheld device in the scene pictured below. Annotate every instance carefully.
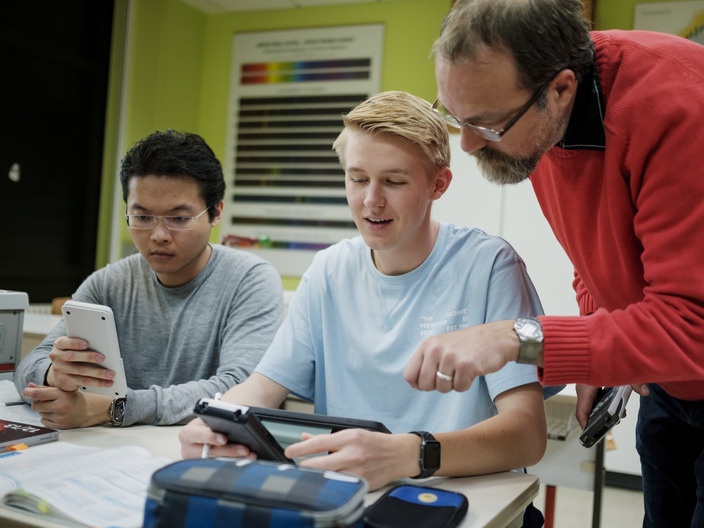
[194,398,293,463]
[249,406,391,451]
[579,385,632,448]
[250,406,391,433]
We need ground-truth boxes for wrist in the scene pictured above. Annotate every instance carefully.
[403,433,423,478]
[104,399,111,424]
[79,392,116,428]
[507,320,522,363]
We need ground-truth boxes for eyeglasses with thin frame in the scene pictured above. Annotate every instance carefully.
[431,82,549,142]
[125,207,211,231]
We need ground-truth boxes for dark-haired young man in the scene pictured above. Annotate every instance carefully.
[16,130,282,429]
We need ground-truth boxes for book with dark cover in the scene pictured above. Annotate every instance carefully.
[0,419,58,453]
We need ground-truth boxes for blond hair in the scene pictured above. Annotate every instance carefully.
[333,91,450,174]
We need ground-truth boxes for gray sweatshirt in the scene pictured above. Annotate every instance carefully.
[15,244,283,426]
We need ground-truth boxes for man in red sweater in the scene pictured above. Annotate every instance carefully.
[403,0,704,525]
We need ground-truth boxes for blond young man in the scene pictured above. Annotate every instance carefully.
[179,92,550,493]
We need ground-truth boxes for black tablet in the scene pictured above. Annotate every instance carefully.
[194,398,292,463]
[249,406,391,450]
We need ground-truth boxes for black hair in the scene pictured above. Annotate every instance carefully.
[120,130,225,221]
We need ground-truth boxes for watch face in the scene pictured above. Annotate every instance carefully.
[516,318,542,341]
[115,400,126,418]
[424,441,441,470]
[113,399,126,423]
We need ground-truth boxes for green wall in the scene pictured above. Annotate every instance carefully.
[127,0,206,140]
[98,0,687,286]
[102,0,452,288]
[195,1,453,160]
[596,0,677,30]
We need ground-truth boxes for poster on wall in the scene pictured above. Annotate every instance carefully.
[221,25,384,276]
[634,1,704,43]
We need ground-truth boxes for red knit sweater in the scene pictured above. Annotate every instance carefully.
[534,31,704,400]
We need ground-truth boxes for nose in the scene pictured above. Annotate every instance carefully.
[150,217,173,241]
[460,127,489,153]
[364,181,385,209]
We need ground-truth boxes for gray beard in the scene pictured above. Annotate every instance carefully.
[472,115,569,185]
[472,148,542,185]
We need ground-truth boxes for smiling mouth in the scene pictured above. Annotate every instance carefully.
[366,218,391,225]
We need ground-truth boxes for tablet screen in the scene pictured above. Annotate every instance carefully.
[259,418,333,450]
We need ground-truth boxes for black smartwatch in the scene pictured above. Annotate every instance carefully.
[409,431,441,479]
[109,396,126,427]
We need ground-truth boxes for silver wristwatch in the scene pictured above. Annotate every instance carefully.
[109,396,126,427]
[513,317,543,365]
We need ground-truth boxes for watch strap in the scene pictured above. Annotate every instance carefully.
[514,317,544,365]
[516,339,542,365]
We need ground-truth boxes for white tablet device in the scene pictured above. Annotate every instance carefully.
[61,300,128,398]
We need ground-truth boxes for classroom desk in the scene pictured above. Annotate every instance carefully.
[0,416,539,528]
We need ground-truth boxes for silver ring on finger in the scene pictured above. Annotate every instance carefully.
[436,370,453,382]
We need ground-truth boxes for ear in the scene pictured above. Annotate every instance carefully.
[210,200,224,227]
[430,167,453,200]
[549,69,578,116]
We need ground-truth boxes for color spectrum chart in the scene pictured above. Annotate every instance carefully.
[222,25,383,275]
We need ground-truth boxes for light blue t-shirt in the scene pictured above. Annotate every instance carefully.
[256,222,547,434]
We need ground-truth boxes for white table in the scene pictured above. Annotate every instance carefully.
[10,313,541,527]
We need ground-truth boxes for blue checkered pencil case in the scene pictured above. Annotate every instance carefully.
[143,458,368,528]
